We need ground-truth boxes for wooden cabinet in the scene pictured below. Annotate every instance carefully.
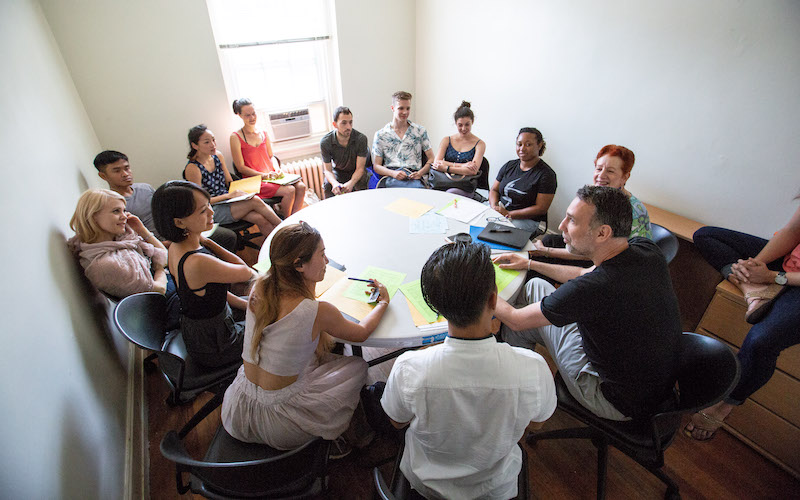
[696,280,800,478]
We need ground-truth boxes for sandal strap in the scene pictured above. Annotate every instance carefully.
[697,410,724,428]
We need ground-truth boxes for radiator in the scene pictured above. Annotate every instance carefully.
[282,157,325,199]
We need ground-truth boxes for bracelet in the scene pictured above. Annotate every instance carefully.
[446,165,450,173]
[377,300,389,307]
[528,260,532,271]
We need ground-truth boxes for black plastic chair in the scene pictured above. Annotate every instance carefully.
[652,223,679,264]
[113,292,241,405]
[220,220,263,252]
[373,442,529,500]
[527,332,740,499]
[160,391,331,499]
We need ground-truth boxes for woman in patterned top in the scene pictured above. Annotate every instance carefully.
[534,144,652,265]
[431,100,486,197]
[183,124,282,240]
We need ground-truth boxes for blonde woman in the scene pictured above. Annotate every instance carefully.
[222,222,389,454]
[68,188,168,299]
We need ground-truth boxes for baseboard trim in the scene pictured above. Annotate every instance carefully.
[123,346,147,499]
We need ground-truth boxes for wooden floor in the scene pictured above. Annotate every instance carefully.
[146,351,800,500]
[146,240,800,499]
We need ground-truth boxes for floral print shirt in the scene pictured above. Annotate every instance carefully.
[372,121,432,171]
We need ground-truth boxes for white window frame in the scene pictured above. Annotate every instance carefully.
[206,0,342,159]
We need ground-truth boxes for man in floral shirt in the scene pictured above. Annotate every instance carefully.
[372,91,433,188]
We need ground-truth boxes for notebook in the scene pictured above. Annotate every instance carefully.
[476,222,532,249]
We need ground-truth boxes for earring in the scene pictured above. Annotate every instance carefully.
[182,228,189,237]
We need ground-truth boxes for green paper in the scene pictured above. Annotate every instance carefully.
[253,260,271,274]
[399,279,440,323]
[494,264,521,293]
[343,266,406,303]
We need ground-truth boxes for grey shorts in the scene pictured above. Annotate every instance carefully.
[212,202,238,224]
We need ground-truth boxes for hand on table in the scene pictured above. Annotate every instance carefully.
[492,252,529,270]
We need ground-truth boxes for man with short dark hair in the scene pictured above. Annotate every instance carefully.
[494,185,681,421]
[94,150,237,252]
[381,242,556,499]
[319,106,368,198]
[371,91,433,188]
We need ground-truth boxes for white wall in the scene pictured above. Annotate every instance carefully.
[40,0,232,189]
[335,0,417,144]
[416,0,800,238]
[0,1,127,497]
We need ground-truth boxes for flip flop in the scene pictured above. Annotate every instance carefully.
[744,284,787,324]
[683,411,724,441]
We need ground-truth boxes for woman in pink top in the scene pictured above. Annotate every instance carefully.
[221,222,390,454]
[230,98,307,217]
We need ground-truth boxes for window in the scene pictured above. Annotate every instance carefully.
[206,0,341,151]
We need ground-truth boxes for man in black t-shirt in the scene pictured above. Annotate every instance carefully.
[320,106,369,198]
[493,186,681,420]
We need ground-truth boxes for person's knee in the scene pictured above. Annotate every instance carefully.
[524,277,555,303]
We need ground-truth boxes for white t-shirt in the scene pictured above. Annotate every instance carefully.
[381,336,556,500]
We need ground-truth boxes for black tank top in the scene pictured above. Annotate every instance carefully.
[176,247,229,319]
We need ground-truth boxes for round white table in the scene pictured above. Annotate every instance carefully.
[259,188,531,347]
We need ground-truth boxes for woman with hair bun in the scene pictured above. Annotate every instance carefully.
[222,222,390,454]
[230,98,307,217]
[431,100,486,197]
[489,127,557,234]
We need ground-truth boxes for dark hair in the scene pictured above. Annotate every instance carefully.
[518,127,547,155]
[232,97,253,115]
[392,91,412,103]
[151,180,211,242]
[595,145,636,176]
[453,100,474,123]
[249,222,322,360]
[93,150,128,172]
[576,185,632,238]
[421,242,495,328]
[187,124,209,160]
[332,106,352,122]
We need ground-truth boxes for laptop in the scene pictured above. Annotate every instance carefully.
[476,222,533,249]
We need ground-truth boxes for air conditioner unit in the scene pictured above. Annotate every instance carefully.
[268,108,311,142]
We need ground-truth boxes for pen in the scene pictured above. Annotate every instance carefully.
[348,277,375,283]
[453,199,458,209]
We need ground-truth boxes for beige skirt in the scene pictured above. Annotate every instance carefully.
[221,352,368,450]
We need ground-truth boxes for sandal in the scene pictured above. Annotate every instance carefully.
[683,411,725,441]
[744,284,787,324]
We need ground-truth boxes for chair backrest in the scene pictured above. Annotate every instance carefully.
[651,223,679,264]
[675,332,740,413]
[114,292,168,351]
[161,427,329,498]
[476,157,490,190]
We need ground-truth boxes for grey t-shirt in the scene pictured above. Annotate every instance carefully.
[125,183,159,238]
[320,129,368,183]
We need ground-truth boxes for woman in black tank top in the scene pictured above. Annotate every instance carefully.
[152,180,255,368]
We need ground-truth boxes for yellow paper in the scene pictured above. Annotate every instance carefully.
[494,264,521,293]
[384,198,434,219]
[319,278,375,321]
[399,279,440,324]
[343,266,406,303]
[229,175,263,194]
[315,265,346,298]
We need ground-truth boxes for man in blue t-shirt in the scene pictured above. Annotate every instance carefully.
[493,185,681,420]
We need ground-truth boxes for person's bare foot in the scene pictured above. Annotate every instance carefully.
[684,401,734,441]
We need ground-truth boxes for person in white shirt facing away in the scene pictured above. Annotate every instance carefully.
[381,242,556,500]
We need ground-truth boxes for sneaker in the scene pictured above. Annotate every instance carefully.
[328,436,352,460]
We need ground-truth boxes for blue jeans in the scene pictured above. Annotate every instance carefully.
[693,226,800,403]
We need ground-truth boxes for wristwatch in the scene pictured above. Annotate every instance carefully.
[775,271,788,285]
